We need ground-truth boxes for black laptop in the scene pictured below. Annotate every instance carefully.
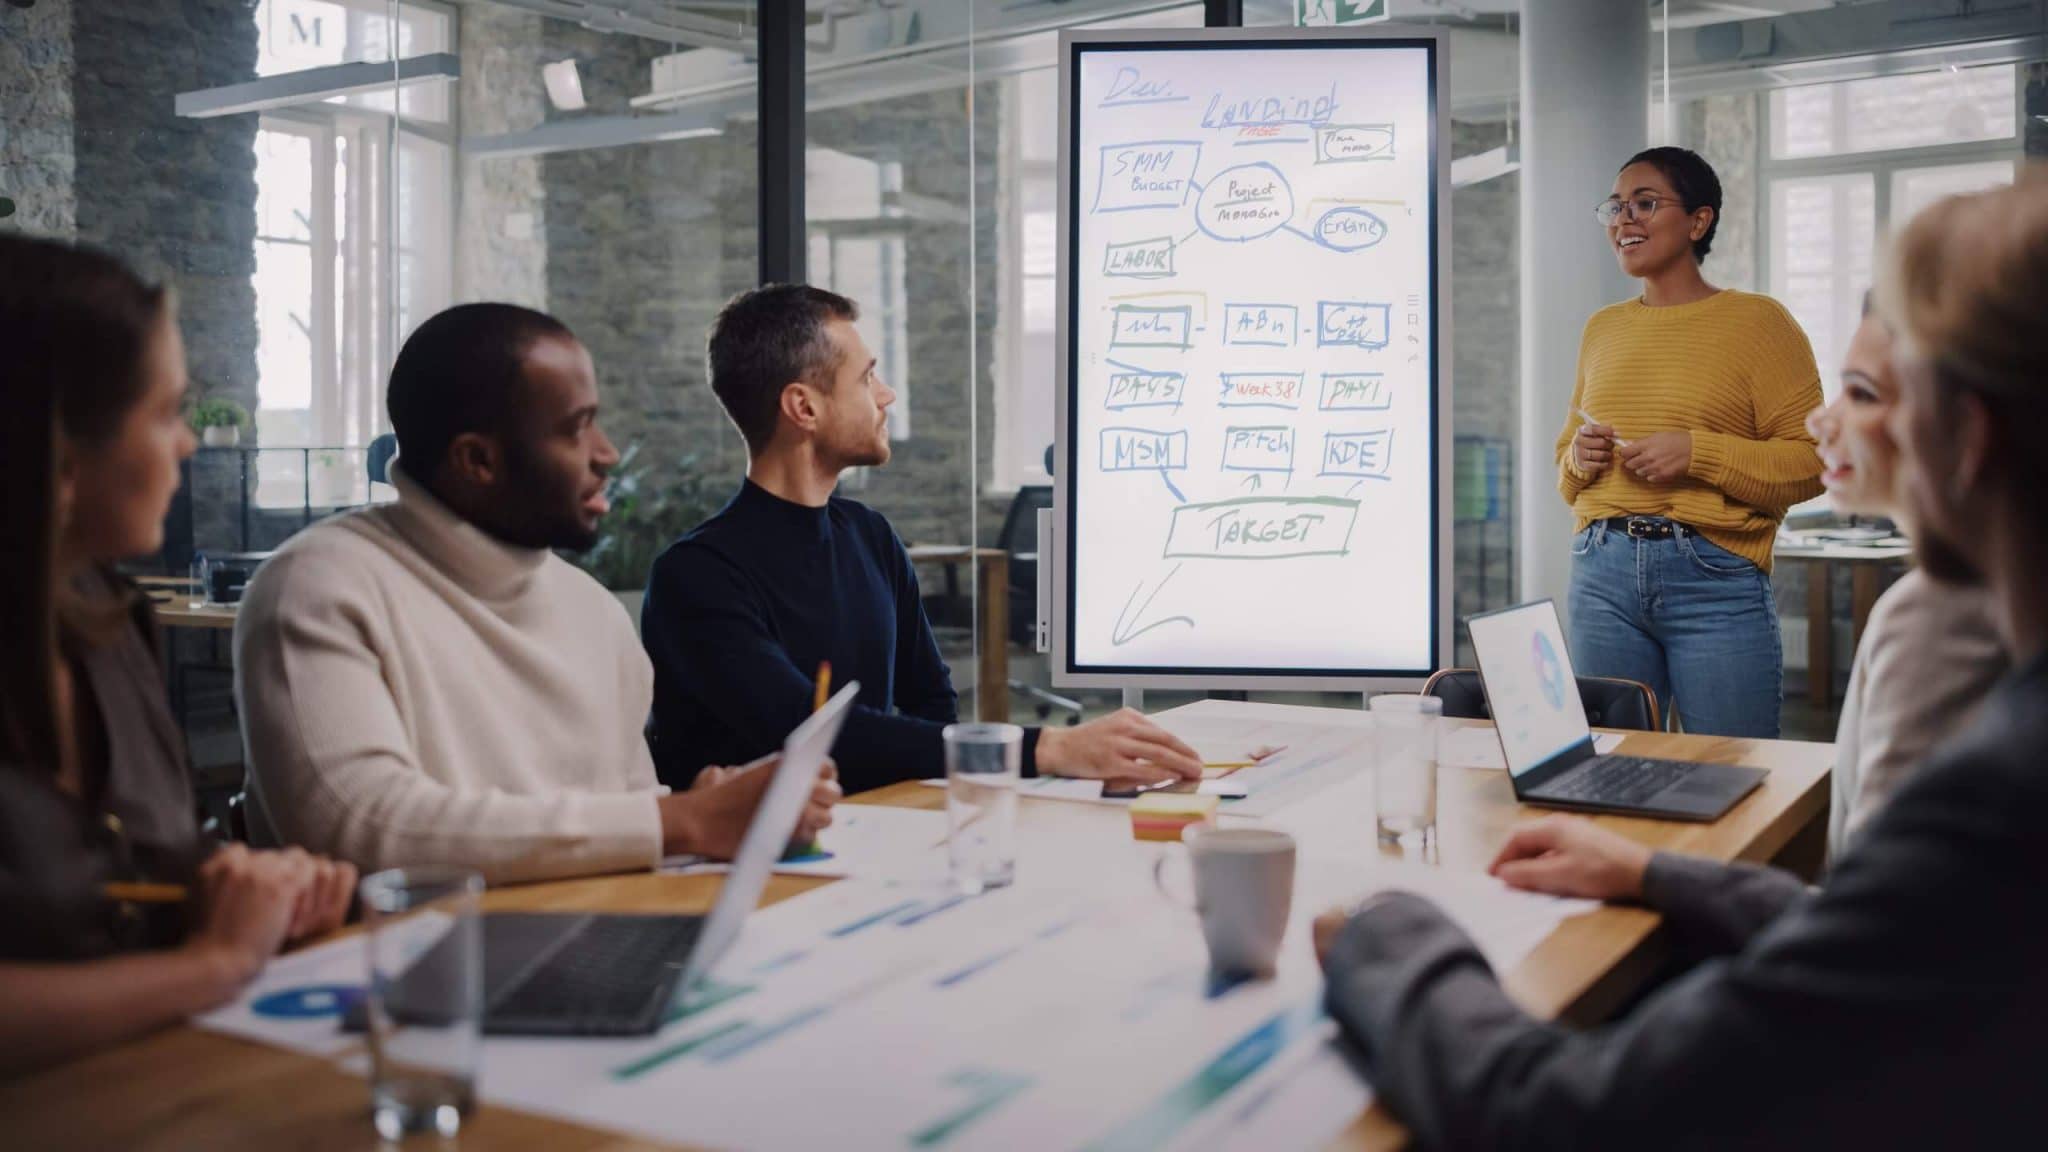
[349,684,858,1037]
[1466,601,1765,821]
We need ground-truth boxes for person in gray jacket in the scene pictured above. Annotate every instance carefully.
[1315,172,2048,1149]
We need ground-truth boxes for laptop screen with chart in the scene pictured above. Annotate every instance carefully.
[1467,601,1595,777]
[1054,28,1451,690]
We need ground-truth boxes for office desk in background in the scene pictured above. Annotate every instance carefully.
[136,576,240,632]
[905,545,1010,724]
[3,719,1830,1152]
[1773,537,1914,708]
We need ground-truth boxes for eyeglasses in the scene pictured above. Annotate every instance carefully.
[1594,194,1681,227]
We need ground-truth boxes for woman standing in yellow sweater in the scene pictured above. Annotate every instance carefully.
[1560,147,1824,738]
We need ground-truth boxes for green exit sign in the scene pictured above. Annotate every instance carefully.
[1296,0,1388,25]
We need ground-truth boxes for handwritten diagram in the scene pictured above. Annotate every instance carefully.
[1069,42,1439,674]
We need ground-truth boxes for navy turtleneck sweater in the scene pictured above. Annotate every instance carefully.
[642,479,1038,796]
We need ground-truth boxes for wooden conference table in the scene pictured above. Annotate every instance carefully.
[6,721,1831,1151]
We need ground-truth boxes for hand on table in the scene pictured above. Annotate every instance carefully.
[1615,430,1693,485]
[1486,815,1652,903]
[189,844,317,986]
[1034,709,1202,785]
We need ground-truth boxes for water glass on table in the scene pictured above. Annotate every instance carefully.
[359,867,484,1141]
[945,722,1022,895]
[1370,693,1441,851]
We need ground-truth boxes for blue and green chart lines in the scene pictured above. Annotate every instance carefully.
[1084,1001,1328,1152]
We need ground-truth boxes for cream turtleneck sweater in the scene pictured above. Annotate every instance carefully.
[234,464,664,884]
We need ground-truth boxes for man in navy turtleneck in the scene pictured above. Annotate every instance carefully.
[641,284,1201,797]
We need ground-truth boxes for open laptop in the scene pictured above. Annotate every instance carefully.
[355,682,858,1037]
[1467,601,1764,821]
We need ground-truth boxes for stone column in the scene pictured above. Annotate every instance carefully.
[0,0,76,237]
[1517,0,1648,612]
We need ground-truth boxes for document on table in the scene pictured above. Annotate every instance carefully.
[1440,726,1625,770]
[937,700,1377,817]
[664,803,949,882]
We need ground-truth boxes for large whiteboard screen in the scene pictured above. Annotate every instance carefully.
[1064,35,1444,680]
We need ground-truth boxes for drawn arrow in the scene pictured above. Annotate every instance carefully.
[1242,474,1263,492]
[1111,563,1196,647]
[1158,469,1186,503]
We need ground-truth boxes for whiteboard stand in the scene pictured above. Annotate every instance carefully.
[1122,687,1145,712]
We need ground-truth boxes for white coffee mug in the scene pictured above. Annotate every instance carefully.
[1154,826,1297,978]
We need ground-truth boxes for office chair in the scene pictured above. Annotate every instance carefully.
[1000,451,1081,725]
[1422,668,1662,732]
[367,432,399,487]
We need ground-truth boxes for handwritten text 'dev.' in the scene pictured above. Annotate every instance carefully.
[1100,65,1185,109]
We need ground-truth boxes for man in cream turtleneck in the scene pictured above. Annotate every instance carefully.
[235,304,839,885]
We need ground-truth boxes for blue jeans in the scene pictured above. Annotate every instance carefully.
[1566,519,1783,739]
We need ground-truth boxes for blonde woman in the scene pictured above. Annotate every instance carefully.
[1807,299,2005,856]
[1316,171,2048,1147]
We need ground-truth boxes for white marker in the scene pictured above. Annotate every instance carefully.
[1574,406,1630,448]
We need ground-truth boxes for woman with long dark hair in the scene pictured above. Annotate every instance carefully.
[0,234,355,1074]
[1558,146,1825,737]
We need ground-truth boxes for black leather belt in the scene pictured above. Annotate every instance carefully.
[1601,516,1679,540]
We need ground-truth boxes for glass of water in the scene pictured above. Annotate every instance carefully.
[1370,694,1442,852]
[359,867,483,1141]
[945,723,1022,895]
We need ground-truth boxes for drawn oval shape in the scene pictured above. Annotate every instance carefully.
[1194,162,1296,243]
[1318,125,1395,162]
[1313,207,1388,252]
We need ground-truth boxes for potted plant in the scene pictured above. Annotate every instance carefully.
[189,395,251,448]
[569,445,729,627]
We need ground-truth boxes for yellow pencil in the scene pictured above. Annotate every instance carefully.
[790,661,833,860]
[102,881,188,904]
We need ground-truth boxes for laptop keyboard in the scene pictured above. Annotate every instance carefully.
[489,915,704,1036]
[1542,756,1694,807]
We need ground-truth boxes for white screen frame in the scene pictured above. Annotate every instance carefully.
[1051,25,1454,693]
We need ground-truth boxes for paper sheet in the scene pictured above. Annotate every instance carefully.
[198,851,1590,1152]
[925,701,1378,817]
[1439,727,1625,770]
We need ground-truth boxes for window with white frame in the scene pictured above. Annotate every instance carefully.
[992,66,1060,492]
[1764,64,2021,405]
[807,146,912,444]
[249,0,454,509]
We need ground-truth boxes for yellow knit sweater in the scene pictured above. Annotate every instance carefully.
[1555,290,1825,572]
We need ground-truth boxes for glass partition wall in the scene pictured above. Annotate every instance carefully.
[19,1,2039,747]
